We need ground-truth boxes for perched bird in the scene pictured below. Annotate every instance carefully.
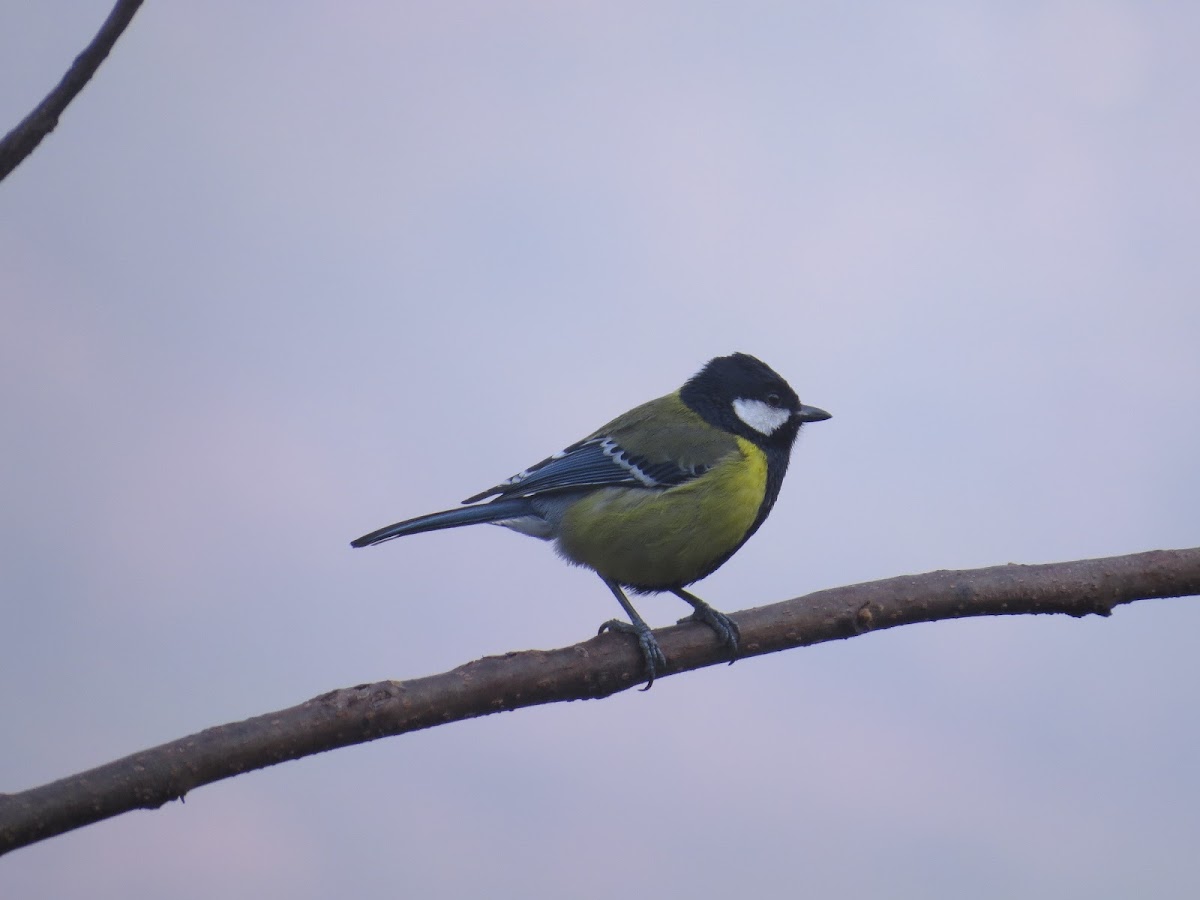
[351,352,830,687]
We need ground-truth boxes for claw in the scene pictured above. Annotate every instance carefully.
[672,589,740,663]
[600,618,667,689]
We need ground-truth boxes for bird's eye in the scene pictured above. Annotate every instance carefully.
[765,392,782,408]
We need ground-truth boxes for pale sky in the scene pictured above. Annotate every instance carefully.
[3,2,1199,898]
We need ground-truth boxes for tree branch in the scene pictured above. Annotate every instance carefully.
[0,0,144,184]
[2,547,1198,855]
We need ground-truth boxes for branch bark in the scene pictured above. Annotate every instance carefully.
[2,547,1198,856]
[0,0,144,184]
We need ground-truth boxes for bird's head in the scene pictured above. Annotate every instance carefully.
[681,352,831,450]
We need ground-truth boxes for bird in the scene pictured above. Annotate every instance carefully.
[351,352,830,688]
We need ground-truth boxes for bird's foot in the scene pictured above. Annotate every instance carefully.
[677,601,741,663]
[599,618,668,690]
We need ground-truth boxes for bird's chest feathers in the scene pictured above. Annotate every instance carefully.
[557,437,768,589]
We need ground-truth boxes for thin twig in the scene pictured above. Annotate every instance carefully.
[1,547,1198,856]
[0,0,144,183]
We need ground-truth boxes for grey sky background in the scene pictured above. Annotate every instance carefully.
[3,2,1198,897]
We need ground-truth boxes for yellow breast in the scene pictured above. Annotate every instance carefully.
[556,437,767,589]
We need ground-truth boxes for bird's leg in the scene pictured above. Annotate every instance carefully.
[598,578,667,690]
[671,588,740,663]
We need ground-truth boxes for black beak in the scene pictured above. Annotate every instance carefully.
[795,404,831,423]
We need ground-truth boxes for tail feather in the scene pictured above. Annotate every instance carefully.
[350,497,538,548]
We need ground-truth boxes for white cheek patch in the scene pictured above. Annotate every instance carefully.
[733,398,791,436]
